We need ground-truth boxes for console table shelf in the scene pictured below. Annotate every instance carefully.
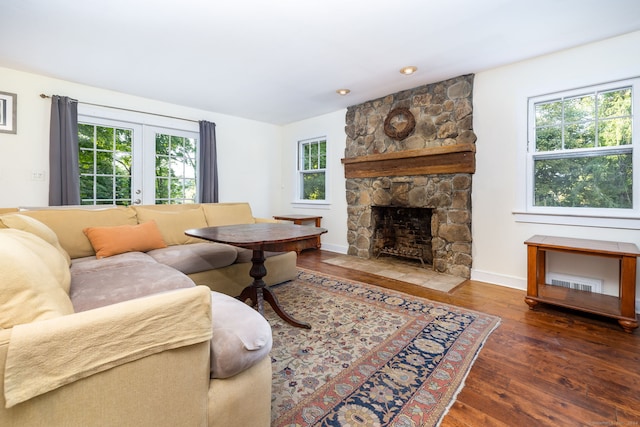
[524,235,640,333]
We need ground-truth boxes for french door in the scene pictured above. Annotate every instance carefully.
[78,116,198,205]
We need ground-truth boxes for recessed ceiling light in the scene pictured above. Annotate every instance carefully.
[336,89,351,95]
[400,66,418,75]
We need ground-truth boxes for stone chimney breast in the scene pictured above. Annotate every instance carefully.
[343,74,475,278]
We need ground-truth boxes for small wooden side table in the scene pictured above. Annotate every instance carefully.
[273,215,323,251]
[524,235,639,333]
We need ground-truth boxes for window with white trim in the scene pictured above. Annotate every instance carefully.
[297,137,327,202]
[525,78,639,220]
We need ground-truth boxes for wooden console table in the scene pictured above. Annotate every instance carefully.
[273,214,323,251]
[524,235,639,333]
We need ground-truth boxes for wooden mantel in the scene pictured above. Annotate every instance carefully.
[341,143,476,179]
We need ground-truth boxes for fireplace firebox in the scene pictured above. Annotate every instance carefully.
[372,206,433,267]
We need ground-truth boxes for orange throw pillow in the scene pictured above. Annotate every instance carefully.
[83,220,168,259]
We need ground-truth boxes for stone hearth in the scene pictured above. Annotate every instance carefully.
[343,75,476,279]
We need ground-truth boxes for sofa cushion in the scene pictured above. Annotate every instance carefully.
[70,252,195,312]
[134,206,208,245]
[147,242,238,275]
[202,202,256,226]
[19,207,138,259]
[83,220,168,259]
[0,213,72,266]
[0,229,74,328]
[209,291,272,379]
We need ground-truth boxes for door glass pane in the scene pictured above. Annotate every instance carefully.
[78,124,133,206]
[154,133,197,204]
[78,124,94,149]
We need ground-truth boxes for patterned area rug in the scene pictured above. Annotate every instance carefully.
[266,269,500,427]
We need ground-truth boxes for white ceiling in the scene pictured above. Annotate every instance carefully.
[2,0,640,125]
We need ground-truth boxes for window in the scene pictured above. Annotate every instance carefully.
[524,78,639,222]
[78,108,199,206]
[297,137,327,201]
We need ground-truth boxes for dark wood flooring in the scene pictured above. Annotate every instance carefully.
[296,249,640,427]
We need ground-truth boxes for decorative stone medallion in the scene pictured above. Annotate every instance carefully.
[383,107,416,141]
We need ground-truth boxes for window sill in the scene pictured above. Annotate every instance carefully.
[513,211,640,230]
[291,201,331,210]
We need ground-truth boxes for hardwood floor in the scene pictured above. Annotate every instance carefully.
[296,250,640,427]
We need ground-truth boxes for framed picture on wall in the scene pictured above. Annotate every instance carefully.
[0,91,17,134]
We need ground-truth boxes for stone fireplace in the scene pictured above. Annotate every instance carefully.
[342,75,476,279]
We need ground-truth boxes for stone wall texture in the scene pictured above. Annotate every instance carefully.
[344,74,476,278]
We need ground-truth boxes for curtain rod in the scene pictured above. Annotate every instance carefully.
[39,93,200,124]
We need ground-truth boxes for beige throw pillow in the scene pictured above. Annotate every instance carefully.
[0,229,74,328]
[0,213,72,266]
[202,203,256,227]
[134,206,208,245]
[19,207,138,259]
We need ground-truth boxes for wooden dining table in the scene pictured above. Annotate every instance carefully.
[185,222,327,329]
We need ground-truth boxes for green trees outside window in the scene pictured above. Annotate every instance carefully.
[532,86,633,209]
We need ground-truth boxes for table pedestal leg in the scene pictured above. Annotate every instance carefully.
[237,249,311,329]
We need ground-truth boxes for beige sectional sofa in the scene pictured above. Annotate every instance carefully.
[0,202,297,426]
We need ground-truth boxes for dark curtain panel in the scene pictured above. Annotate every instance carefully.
[49,95,80,206]
[199,120,219,203]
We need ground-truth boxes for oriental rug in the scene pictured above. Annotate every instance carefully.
[267,269,500,427]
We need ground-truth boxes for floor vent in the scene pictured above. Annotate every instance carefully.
[547,272,603,293]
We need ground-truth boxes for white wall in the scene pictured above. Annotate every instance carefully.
[280,110,348,253]
[0,66,283,216]
[472,31,640,306]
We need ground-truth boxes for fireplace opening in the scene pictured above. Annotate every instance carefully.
[371,206,433,267]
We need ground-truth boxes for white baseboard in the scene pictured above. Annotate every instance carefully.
[318,243,348,254]
[470,269,527,291]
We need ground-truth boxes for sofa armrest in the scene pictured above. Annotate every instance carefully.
[0,333,211,426]
[3,286,212,408]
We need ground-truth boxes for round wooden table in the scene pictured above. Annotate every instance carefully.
[186,223,327,329]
